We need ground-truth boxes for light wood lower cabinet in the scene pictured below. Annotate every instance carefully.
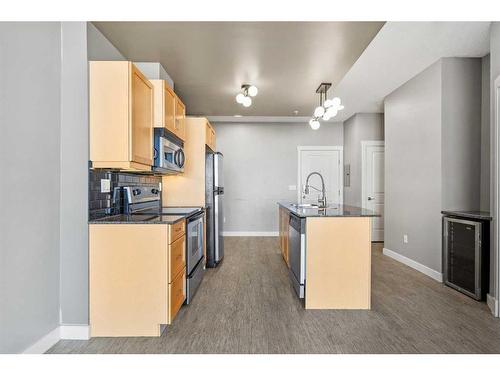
[168,268,186,324]
[89,223,186,337]
[278,207,290,266]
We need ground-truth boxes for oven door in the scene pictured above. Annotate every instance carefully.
[186,214,204,275]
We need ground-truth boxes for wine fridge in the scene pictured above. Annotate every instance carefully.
[442,215,489,300]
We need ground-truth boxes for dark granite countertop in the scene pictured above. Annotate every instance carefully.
[89,206,203,225]
[441,210,492,221]
[89,214,186,224]
[278,202,378,218]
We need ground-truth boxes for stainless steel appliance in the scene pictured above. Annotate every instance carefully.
[205,152,224,267]
[443,215,490,300]
[185,211,205,304]
[289,213,306,298]
[153,128,185,174]
[118,185,205,304]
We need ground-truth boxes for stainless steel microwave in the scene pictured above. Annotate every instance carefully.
[153,130,185,174]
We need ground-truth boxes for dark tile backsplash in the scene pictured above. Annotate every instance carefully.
[89,169,161,220]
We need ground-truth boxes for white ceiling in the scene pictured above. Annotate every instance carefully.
[332,21,491,122]
[92,22,384,117]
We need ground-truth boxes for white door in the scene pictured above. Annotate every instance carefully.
[362,141,384,241]
[298,147,343,205]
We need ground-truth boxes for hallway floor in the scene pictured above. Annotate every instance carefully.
[48,237,500,354]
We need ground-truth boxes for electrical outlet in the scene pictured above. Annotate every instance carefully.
[100,179,111,193]
[403,234,408,244]
[288,185,297,191]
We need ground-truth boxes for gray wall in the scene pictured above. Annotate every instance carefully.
[441,58,482,210]
[59,22,89,326]
[384,61,443,271]
[0,23,62,353]
[343,113,384,207]
[489,22,500,297]
[212,122,343,232]
[384,58,483,275]
[481,55,490,211]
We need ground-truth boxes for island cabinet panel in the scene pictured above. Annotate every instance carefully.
[305,217,371,309]
[278,207,290,266]
[89,61,153,171]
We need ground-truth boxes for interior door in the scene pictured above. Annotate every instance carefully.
[363,142,385,241]
[299,148,342,205]
[130,64,153,166]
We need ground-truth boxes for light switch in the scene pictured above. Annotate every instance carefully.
[403,234,408,244]
[100,179,111,193]
[159,182,162,191]
[288,185,297,191]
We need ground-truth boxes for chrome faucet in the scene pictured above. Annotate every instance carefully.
[303,171,327,208]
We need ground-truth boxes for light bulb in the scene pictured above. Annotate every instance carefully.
[309,119,320,130]
[247,85,258,97]
[332,97,341,107]
[236,93,245,104]
[314,106,325,118]
[338,104,345,110]
[322,112,331,121]
[324,99,334,108]
[242,96,252,107]
[326,106,338,118]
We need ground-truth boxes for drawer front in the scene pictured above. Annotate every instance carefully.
[169,267,186,323]
[169,235,186,283]
[169,219,185,243]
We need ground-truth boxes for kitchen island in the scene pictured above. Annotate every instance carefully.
[278,202,378,310]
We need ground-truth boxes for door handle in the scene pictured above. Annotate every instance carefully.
[368,197,374,201]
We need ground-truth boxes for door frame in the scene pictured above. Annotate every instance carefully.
[297,145,344,204]
[361,140,385,209]
[493,76,500,317]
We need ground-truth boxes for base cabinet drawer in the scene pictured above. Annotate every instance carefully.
[168,268,186,324]
[169,220,185,243]
[169,235,186,283]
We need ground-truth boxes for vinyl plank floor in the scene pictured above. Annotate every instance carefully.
[47,238,500,354]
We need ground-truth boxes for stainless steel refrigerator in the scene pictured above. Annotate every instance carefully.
[205,152,224,267]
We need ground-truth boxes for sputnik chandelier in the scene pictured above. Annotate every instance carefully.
[309,82,344,130]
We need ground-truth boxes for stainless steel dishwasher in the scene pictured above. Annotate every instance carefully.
[288,213,306,298]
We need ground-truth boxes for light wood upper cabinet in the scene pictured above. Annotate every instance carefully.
[174,97,186,140]
[151,79,176,135]
[151,79,186,141]
[131,64,154,166]
[205,121,216,151]
[90,61,153,171]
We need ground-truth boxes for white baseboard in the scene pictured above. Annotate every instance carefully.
[487,294,499,317]
[22,324,90,354]
[223,231,278,237]
[383,247,443,282]
[22,326,61,354]
[60,325,90,340]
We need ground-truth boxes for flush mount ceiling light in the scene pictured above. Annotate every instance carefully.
[309,82,344,130]
[235,84,258,107]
